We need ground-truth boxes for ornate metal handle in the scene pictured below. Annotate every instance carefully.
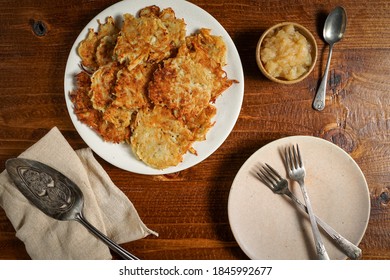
[313,44,334,111]
[75,212,139,260]
[289,191,361,259]
[298,181,330,260]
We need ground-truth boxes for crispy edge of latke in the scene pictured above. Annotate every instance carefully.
[138,5,161,18]
[78,17,119,71]
[70,71,130,143]
[185,104,217,141]
[98,120,131,143]
[186,28,227,66]
[78,28,99,70]
[139,5,186,48]
[70,71,101,131]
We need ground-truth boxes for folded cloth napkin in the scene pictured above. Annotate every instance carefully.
[0,127,157,259]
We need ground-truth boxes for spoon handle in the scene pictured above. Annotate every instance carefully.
[313,44,334,111]
[76,212,140,260]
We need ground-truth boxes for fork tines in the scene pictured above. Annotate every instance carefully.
[257,163,281,188]
[285,144,303,170]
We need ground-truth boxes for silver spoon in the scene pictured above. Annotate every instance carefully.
[313,6,347,111]
[5,158,139,260]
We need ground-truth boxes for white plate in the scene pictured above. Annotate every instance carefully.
[64,0,244,175]
[228,136,370,259]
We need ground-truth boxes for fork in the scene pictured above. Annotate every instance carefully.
[257,163,362,259]
[285,144,330,260]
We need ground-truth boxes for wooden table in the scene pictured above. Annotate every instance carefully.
[0,0,389,260]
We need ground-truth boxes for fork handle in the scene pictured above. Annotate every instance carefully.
[288,192,362,259]
[298,182,330,260]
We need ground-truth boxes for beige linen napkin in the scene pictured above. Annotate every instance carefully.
[0,127,157,259]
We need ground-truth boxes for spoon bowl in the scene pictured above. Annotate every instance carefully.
[313,6,347,111]
[6,158,139,260]
[324,8,347,44]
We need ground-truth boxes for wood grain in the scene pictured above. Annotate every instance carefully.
[0,0,389,259]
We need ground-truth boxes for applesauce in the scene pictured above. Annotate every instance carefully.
[260,24,313,81]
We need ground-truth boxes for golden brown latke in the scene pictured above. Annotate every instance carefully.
[114,6,185,69]
[90,62,119,112]
[186,28,227,66]
[130,106,194,169]
[78,16,119,71]
[70,71,130,143]
[112,63,155,111]
[148,42,233,121]
[70,72,98,130]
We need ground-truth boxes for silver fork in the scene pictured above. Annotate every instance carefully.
[285,144,330,260]
[257,163,362,259]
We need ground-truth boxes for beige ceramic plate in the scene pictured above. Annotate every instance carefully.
[228,136,370,259]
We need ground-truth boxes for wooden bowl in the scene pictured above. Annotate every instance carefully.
[256,22,317,84]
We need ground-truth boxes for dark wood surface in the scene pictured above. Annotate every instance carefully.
[0,0,389,260]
